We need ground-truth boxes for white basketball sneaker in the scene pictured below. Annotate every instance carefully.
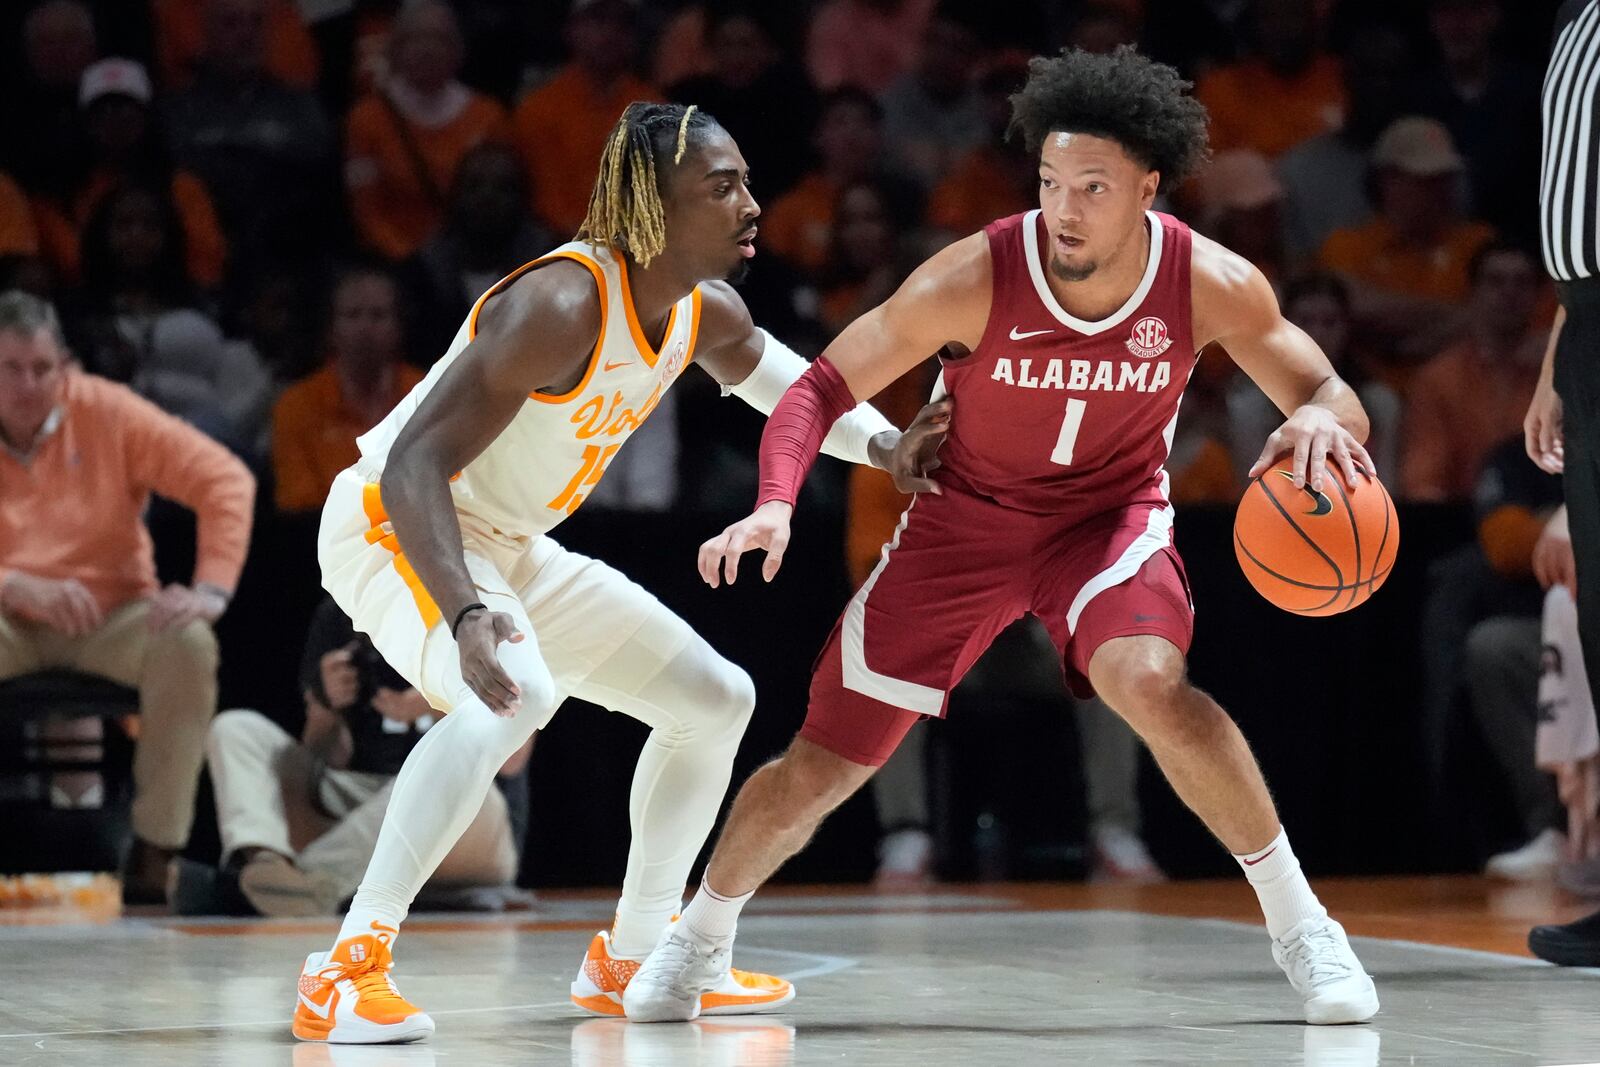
[624,922,795,1023]
[1271,917,1379,1024]
[571,928,793,1017]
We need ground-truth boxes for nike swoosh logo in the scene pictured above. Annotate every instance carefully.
[604,360,632,372]
[1133,613,1166,623]
[1272,470,1332,516]
[1242,846,1278,866]
[298,991,335,1020]
[1009,327,1054,341]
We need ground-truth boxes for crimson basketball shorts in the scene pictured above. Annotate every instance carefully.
[800,485,1195,767]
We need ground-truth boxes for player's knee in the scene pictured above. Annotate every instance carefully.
[1099,655,1188,732]
[772,739,869,819]
[159,618,219,671]
[498,646,558,719]
[702,659,756,737]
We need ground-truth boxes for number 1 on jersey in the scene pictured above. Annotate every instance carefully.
[1050,398,1087,466]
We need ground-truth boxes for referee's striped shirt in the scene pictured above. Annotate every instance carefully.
[1544,0,1600,281]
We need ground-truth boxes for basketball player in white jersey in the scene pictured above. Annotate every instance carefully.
[289,103,946,1044]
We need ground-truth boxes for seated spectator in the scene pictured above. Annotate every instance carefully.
[1277,24,1410,262]
[762,89,921,276]
[345,1,509,262]
[928,62,1036,238]
[1228,272,1402,484]
[33,59,227,290]
[819,181,907,336]
[1191,150,1287,286]
[879,11,988,191]
[71,184,271,452]
[1194,0,1345,159]
[192,597,528,916]
[409,142,554,356]
[152,0,318,91]
[667,7,817,201]
[806,0,936,94]
[0,0,99,194]
[0,172,40,257]
[512,0,659,236]
[1464,441,1565,880]
[272,265,424,514]
[1413,0,1541,247]
[0,290,255,905]
[1318,117,1494,354]
[164,0,335,272]
[1401,242,1545,502]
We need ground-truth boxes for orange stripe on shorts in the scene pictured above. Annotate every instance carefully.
[361,482,442,631]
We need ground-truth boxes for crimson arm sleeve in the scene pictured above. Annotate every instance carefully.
[756,356,858,509]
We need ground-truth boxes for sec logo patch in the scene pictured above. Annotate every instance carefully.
[1125,316,1172,359]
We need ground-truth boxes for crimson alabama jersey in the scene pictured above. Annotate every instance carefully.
[935,209,1198,517]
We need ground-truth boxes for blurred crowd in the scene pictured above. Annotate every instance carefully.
[0,0,1580,905]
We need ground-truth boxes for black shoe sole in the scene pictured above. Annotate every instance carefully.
[1528,930,1600,967]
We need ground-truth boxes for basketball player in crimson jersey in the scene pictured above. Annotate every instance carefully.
[626,49,1382,1026]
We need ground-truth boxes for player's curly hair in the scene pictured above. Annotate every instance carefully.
[1008,46,1210,185]
[576,102,723,266]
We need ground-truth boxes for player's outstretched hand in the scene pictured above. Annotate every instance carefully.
[455,608,525,716]
[1248,405,1373,491]
[886,398,951,495]
[699,500,794,587]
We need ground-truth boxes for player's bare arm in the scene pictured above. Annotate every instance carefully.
[696,235,992,588]
[379,263,600,714]
[691,279,953,485]
[1190,231,1373,492]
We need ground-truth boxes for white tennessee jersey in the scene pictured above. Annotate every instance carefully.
[356,241,703,538]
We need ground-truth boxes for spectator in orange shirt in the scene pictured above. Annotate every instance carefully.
[511,0,659,236]
[345,1,509,263]
[0,172,40,257]
[1194,0,1345,159]
[928,63,1037,238]
[152,0,319,92]
[1319,117,1494,357]
[762,89,921,276]
[33,59,228,291]
[1401,241,1546,502]
[272,265,424,514]
[819,181,909,338]
[0,290,255,905]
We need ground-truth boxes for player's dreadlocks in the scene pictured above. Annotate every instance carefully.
[576,102,723,266]
[1008,46,1210,185]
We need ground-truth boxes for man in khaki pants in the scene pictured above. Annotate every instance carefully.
[203,597,527,916]
[0,291,255,904]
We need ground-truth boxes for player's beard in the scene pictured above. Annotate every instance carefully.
[724,258,751,284]
[1050,255,1096,282]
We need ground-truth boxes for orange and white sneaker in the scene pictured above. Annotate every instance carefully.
[570,928,794,1018]
[292,923,435,1044]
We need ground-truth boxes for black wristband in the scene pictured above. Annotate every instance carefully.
[451,602,487,638]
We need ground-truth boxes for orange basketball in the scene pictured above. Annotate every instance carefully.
[1233,459,1399,616]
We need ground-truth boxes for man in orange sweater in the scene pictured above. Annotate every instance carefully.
[0,291,255,905]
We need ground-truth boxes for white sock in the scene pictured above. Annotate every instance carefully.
[679,878,753,949]
[1234,828,1327,941]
